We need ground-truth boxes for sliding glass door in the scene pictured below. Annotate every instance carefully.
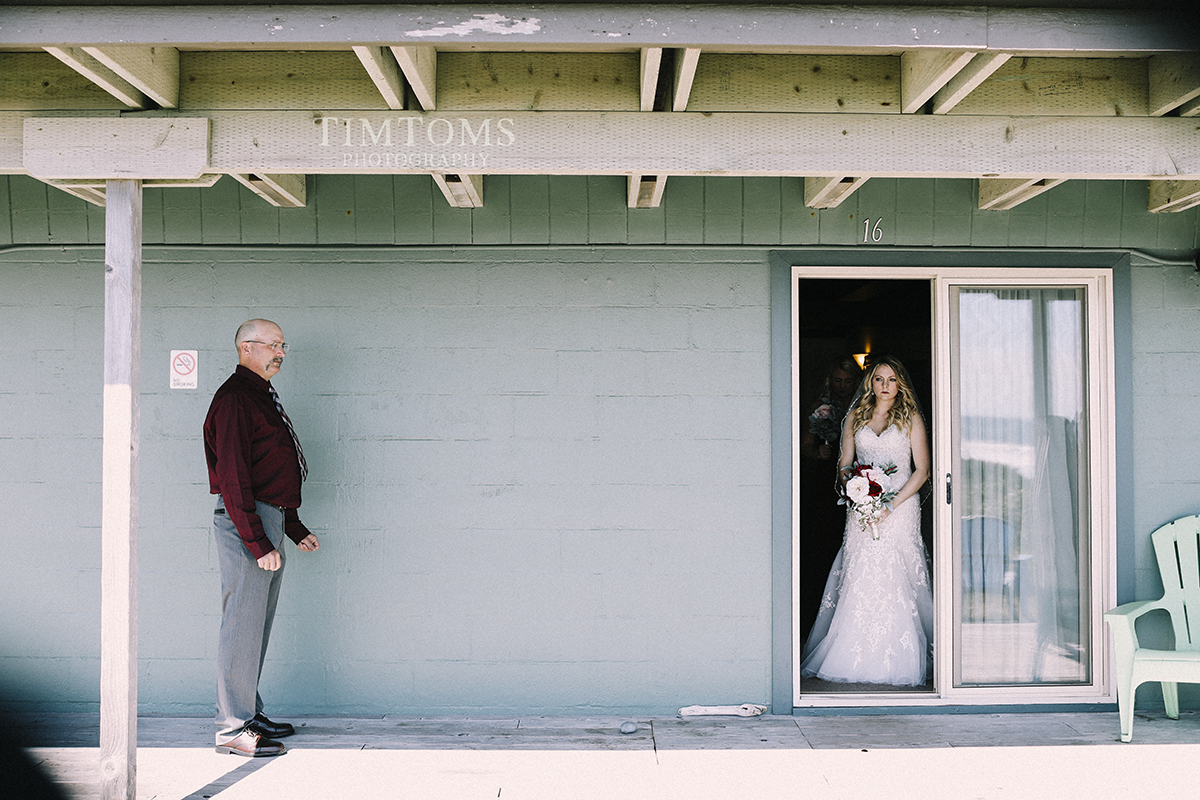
[951,286,1091,686]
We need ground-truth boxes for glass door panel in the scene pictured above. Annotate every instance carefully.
[952,287,1090,686]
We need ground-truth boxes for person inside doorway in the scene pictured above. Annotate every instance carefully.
[801,355,933,686]
[798,355,861,637]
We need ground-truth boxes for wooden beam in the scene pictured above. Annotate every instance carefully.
[8,111,1200,180]
[230,173,307,207]
[901,50,977,114]
[1149,53,1200,117]
[23,117,209,180]
[672,48,701,112]
[100,178,141,800]
[930,52,1012,115]
[391,46,437,111]
[627,174,667,208]
[1179,96,1200,117]
[978,176,1067,210]
[1148,180,1200,213]
[640,48,663,112]
[44,46,149,109]
[81,46,179,108]
[804,175,870,208]
[2,6,1195,55]
[352,46,406,110]
[432,173,482,207]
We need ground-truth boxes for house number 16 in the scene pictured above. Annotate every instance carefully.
[863,217,883,243]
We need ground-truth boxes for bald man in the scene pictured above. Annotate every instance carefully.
[203,319,319,757]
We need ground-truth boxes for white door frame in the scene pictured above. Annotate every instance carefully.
[791,265,1117,708]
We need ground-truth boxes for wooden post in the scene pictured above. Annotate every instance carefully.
[100,178,142,800]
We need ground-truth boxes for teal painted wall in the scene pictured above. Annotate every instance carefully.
[1,172,1198,714]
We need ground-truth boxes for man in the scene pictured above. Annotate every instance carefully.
[203,319,319,757]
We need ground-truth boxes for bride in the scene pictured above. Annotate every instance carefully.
[800,355,934,687]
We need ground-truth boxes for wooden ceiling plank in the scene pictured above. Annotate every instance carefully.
[1148,180,1200,213]
[81,46,179,109]
[353,46,406,110]
[672,48,701,112]
[901,50,977,114]
[391,46,437,111]
[1148,53,1200,117]
[930,52,1012,115]
[687,54,901,114]
[1178,96,1200,117]
[437,52,639,112]
[179,51,387,111]
[44,46,149,109]
[948,56,1149,117]
[640,48,663,112]
[0,52,127,111]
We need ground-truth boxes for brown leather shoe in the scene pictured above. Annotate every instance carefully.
[215,727,286,757]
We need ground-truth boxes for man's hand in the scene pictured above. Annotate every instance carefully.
[257,550,282,571]
[297,534,319,552]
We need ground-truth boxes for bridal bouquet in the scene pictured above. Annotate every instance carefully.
[808,399,844,444]
[842,461,899,539]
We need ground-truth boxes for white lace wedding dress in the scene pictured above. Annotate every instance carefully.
[800,423,934,686]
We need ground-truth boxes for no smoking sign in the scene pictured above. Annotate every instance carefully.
[170,350,198,389]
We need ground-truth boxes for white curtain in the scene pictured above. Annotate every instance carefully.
[957,288,1089,685]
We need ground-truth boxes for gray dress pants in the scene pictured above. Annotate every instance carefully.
[214,499,286,736]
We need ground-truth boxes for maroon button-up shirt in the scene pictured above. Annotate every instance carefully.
[204,365,311,559]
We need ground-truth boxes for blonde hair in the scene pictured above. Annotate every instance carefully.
[850,356,920,434]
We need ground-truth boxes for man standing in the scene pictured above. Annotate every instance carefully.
[204,319,319,757]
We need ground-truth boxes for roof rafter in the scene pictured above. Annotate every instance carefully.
[901,50,976,114]
[82,46,179,109]
[44,47,149,109]
[353,45,406,110]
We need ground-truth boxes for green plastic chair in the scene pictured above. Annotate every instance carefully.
[1105,515,1200,742]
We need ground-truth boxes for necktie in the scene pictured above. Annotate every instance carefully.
[269,384,308,482]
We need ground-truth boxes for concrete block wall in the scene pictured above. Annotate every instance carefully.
[1130,264,1200,601]
[2,243,773,715]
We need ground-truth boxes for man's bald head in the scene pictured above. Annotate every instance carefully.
[235,319,286,381]
[235,319,280,348]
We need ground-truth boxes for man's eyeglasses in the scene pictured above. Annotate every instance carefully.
[244,340,289,352]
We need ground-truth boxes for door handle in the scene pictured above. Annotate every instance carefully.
[945,473,952,504]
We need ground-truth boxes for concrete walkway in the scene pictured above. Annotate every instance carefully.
[19,710,1200,800]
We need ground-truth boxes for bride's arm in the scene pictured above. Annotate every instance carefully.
[894,413,931,507]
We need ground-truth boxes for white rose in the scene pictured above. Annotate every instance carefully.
[845,475,872,504]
